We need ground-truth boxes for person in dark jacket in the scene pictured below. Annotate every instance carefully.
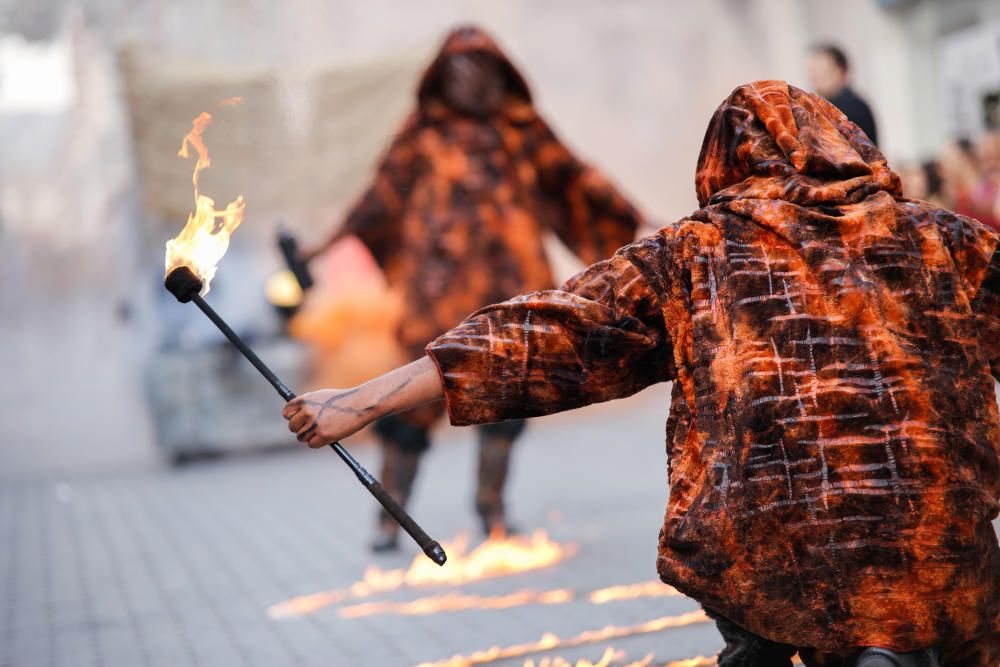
[808,43,879,146]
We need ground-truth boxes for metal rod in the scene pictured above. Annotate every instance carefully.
[192,294,295,401]
[188,293,446,566]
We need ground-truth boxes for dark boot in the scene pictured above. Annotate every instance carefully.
[371,440,422,553]
[475,433,515,537]
[855,648,940,667]
[706,607,798,667]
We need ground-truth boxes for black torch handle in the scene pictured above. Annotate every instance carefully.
[190,294,446,566]
[192,294,296,401]
[328,442,445,566]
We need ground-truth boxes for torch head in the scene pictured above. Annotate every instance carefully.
[164,265,205,303]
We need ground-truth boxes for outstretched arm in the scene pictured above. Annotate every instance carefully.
[530,117,641,264]
[284,233,679,445]
[283,357,443,448]
[304,132,419,264]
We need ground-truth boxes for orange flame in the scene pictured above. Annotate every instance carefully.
[338,588,572,619]
[329,580,680,620]
[164,103,245,294]
[660,657,716,667]
[413,610,710,667]
[268,529,576,619]
[525,653,791,667]
[588,581,681,605]
[522,647,653,667]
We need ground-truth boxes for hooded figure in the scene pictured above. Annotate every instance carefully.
[416,81,1000,663]
[310,25,641,549]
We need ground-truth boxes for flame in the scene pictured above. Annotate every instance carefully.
[331,580,680,620]
[338,588,572,619]
[164,104,245,295]
[268,529,575,619]
[413,610,709,667]
[522,647,653,667]
[523,652,717,667]
[660,658,716,667]
[386,528,574,589]
[588,581,681,604]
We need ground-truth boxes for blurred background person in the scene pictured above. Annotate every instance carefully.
[970,131,1000,231]
[938,138,982,217]
[304,25,642,552]
[899,160,948,208]
[807,43,879,146]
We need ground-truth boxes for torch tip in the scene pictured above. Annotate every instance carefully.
[164,265,204,303]
[424,541,447,566]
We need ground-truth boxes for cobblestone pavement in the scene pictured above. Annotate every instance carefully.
[2,384,997,667]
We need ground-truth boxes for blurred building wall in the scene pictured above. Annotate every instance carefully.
[1,0,997,478]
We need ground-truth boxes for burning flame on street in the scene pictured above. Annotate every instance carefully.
[339,588,572,619]
[659,658,716,667]
[164,101,245,294]
[588,581,681,605]
[522,647,653,667]
[268,529,576,619]
[413,610,709,667]
[331,580,681,620]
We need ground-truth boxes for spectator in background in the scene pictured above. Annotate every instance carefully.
[970,131,1000,231]
[939,138,981,218]
[899,160,948,208]
[807,43,879,145]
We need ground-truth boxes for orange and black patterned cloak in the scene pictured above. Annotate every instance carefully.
[427,81,1000,660]
[340,26,640,365]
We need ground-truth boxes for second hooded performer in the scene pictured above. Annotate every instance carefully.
[308,25,641,550]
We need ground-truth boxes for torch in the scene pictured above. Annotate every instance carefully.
[276,221,314,291]
[162,104,446,566]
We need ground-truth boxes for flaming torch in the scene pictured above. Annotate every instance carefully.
[162,104,446,566]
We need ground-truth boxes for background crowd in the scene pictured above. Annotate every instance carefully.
[900,133,1000,230]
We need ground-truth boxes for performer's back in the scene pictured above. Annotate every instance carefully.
[425,80,1000,657]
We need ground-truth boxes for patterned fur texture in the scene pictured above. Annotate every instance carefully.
[427,81,1000,660]
[340,25,640,410]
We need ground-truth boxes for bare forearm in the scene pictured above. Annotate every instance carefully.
[355,356,444,421]
[283,356,443,448]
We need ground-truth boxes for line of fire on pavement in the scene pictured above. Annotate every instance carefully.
[266,528,712,667]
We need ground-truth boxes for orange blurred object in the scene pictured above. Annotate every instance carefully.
[288,237,405,389]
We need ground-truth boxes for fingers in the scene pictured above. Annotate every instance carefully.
[280,388,355,449]
[287,411,312,434]
[282,399,304,419]
[285,408,324,446]
[296,423,317,444]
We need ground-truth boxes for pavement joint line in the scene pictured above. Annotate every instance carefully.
[61,482,105,667]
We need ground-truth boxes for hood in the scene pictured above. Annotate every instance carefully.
[694,80,900,208]
[416,25,532,108]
